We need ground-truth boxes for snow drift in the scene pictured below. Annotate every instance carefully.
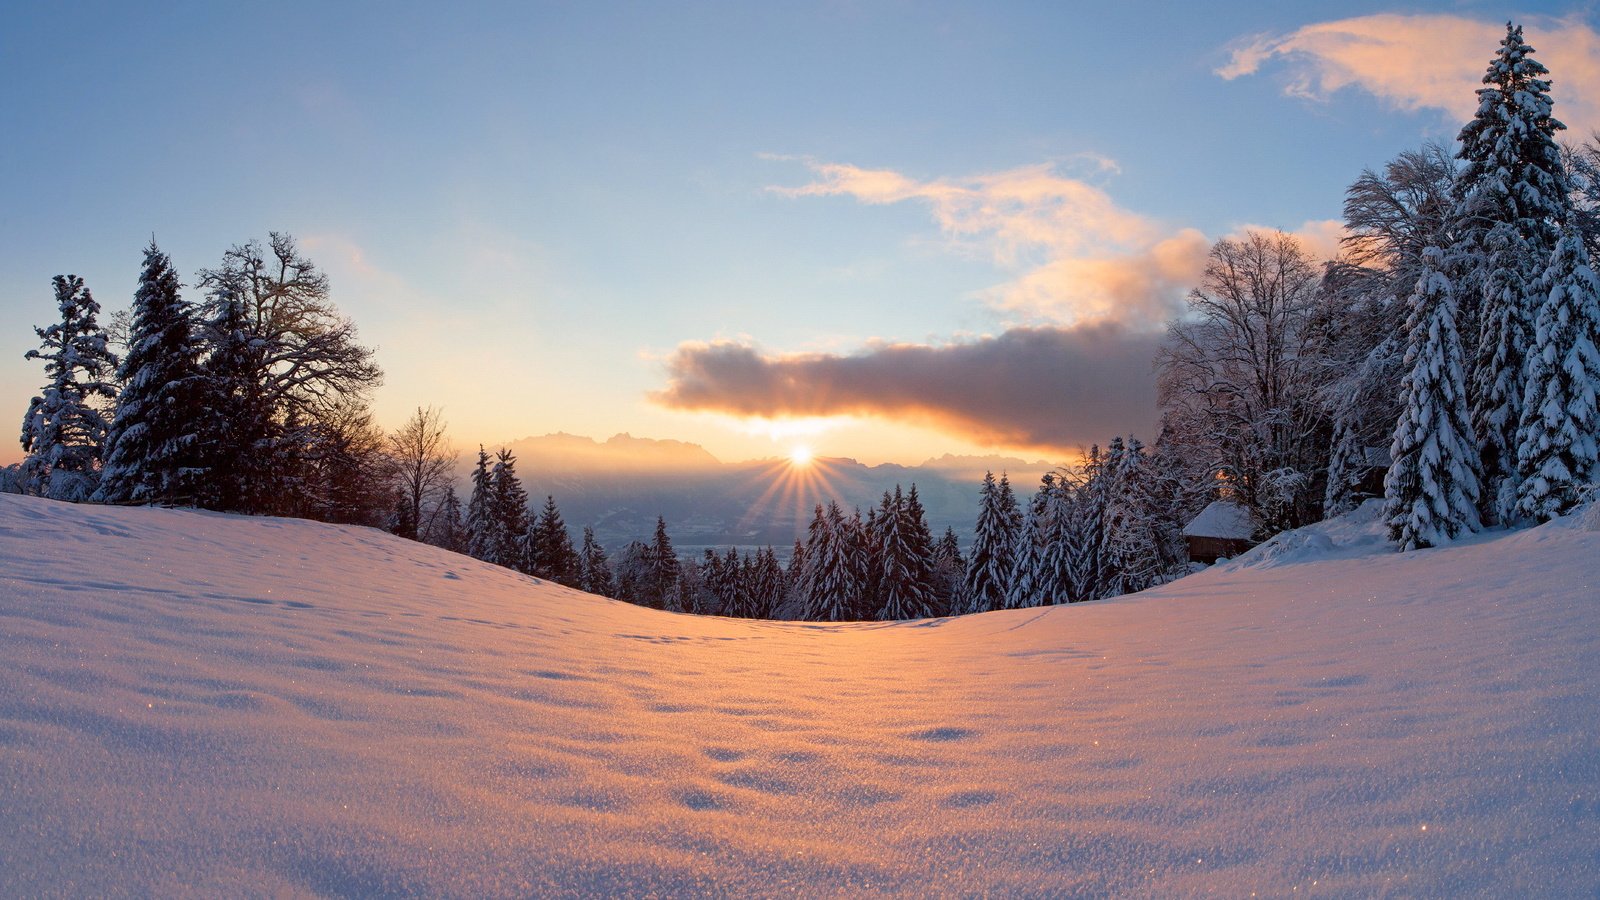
[1,494,1596,896]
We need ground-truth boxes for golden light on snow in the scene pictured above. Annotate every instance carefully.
[789,445,813,467]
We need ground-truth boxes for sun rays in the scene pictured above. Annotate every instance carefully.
[735,452,849,537]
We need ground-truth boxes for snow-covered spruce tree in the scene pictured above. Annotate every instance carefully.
[578,526,614,597]
[900,485,938,613]
[527,495,579,586]
[1514,225,1600,520]
[610,540,650,606]
[1064,445,1113,601]
[193,286,269,511]
[19,275,119,501]
[1453,23,1569,523]
[425,483,467,553]
[486,449,530,571]
[1323,145,1460,516]
[1563,136,1600,257]
[1036,477,1075,602]
[875,486,937,620]
[961,471,1017,614]
[930,527,964,615]
[1003,475,1061,610]
[465,447,493,561]
[1385,248,1482,550]
[750,547,786,618]
[1101,438,1166,596]
[796,502,856,621]
[642,516,680,610]
[96,242,206,505]
[844,506,873,619]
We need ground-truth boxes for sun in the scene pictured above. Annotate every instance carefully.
[789,445,814,467]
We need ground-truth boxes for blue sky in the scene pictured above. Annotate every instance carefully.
[1,1,1588,466]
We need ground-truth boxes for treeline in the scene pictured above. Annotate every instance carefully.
[617,439,1184,620]
[436,443,953,619]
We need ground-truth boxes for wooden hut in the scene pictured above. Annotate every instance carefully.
[1182,500,1259,564]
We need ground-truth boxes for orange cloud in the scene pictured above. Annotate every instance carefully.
[1219,14,1600,133]
[772,158,1187,327]
[651,324,1164,453]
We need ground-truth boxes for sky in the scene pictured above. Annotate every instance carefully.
[2,1,1594,468]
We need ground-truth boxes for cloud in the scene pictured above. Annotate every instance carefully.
[772,158,1190,328]
[651,324,1164,453]
[1218,14,1600,134]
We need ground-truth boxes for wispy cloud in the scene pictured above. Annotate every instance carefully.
[770,158,1193,328]
[1218,13,1600,133]
[650,324,1164,453]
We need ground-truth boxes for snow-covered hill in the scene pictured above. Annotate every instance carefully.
[1,494,1596,896]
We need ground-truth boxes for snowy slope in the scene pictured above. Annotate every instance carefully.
[0,495,1596,897]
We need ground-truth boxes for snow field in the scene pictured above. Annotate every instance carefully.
[0,494,1596,896]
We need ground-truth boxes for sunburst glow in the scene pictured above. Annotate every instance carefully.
[789,445,813,467]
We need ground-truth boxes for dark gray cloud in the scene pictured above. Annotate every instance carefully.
[651,324,1163,452]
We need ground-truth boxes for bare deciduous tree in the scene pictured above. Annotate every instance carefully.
[1157,230,1329,531]
[386,406,456,541]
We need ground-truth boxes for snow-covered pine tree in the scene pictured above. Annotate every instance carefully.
[930,527,963,615]
[1016,473,1073,607]
[611,540,650,606]
[998,472,1022,536]
[688,549,722,615]
[388,488,417,539]
[1062,446,1110,601]
[1002,500,1043,610]
[426,483,467,553]
[1090,438,1133,597]
[1043,478,1083,602]
[487,449,530,570]
[1101,438,1166,596]
[1385,248,1483,550]
[194,287,269,511]
[1324,145,1459,517]
[643,516,679,610]
[465,447,493,560]
[874,486,937,620]
[961,471,1017,614]
[1514,225,1600,520]
[1003,475,1060,610]
[528,495,579,586]
[900,485,938,615]
[751,547,786,618]
[796,502,856,621]
[844,506,872,619]
[862,497,888,615]
[1454,23,1569,523]
[19,275,119,501]
[96,242,205,505]
[725,547,759,617]
[578,526,614,597]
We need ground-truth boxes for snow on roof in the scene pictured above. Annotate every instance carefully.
[1182,499,1258,539]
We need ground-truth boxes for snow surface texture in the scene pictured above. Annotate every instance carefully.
[1,495,1596,896]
